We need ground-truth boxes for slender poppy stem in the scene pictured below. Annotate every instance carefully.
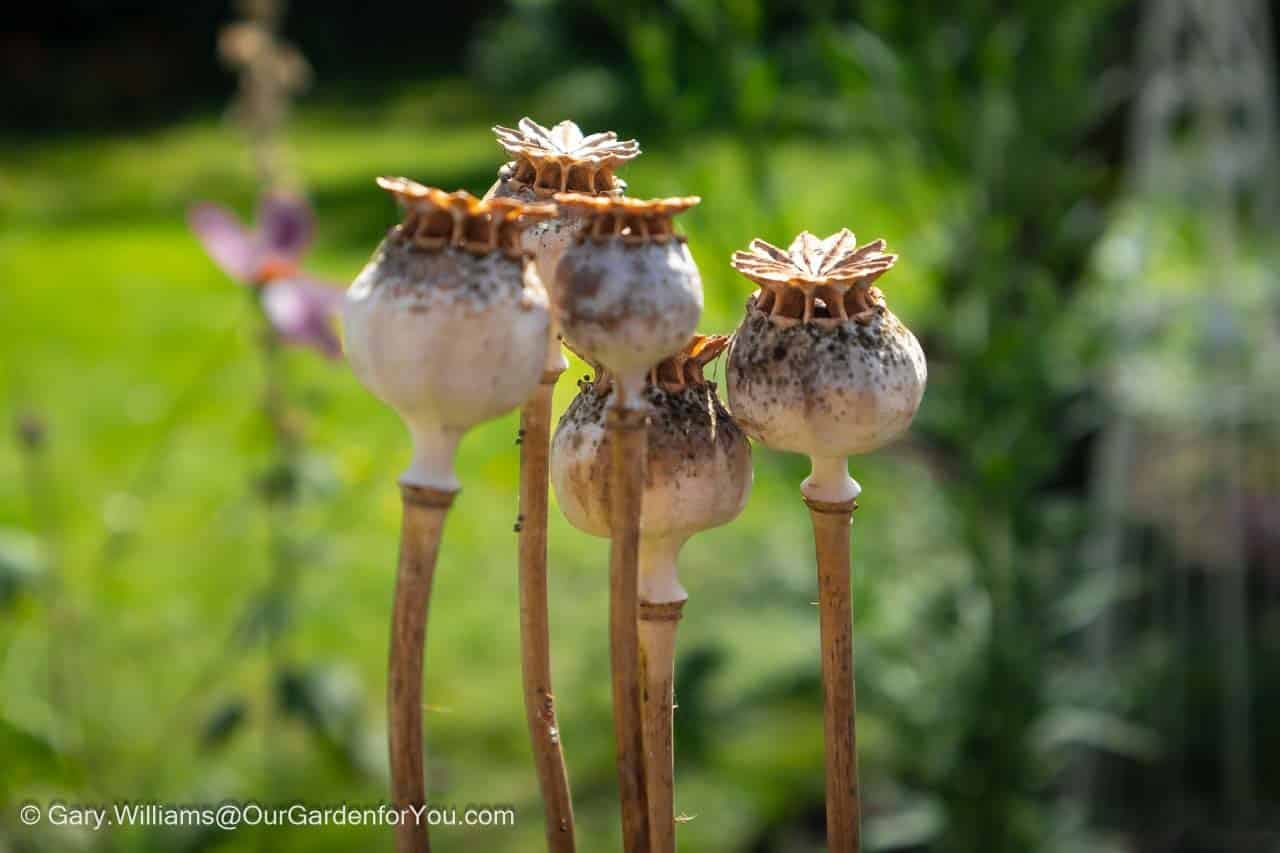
[388,483,456,853]
[606,403,652,853]
[256,309,299,818]
[517,371,577,852]
[639,598,685,853]
[805,494,861,853]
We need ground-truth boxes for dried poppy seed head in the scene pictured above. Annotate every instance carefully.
[647,333,729,392]
[552,194,704,407]
[378,176,556,259]
[576,333,728,395]
[492,118,640,196]
[731,229,897,327]
[344,179,553,490]
[551,335,752,603]
[726,230,926,503]
[554,194,699,246]
[486,120,642,374]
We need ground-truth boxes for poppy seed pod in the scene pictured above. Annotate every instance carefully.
[486,119,641,375]
[726,230,926,502]
[552,194,704,407]
[551,335,752,603]
[343,178,556,490]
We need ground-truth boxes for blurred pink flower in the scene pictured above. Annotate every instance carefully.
[189,193,343,358]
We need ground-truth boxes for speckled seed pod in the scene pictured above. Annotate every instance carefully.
[486,118,641,374]
[726,230,926,502]
[343,177,555,490]
[488,118,639,273]
[552,194,704,406]
[551,335,752,603]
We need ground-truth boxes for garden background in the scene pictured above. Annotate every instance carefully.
[2,1,1279,851]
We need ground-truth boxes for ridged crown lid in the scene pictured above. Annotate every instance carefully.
[731,229,898,324]
[577,334,729,394]
[555,193,700,246]
[378,177,556,259]
[648,334,730,391]
[493,118,640,195]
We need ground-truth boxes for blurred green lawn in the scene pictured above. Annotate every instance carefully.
[0,85,965,851]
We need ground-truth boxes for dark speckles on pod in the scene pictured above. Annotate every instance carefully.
[551,336,752,543]
[725,232,927,459]
[551,196,704,396]
[343,181,554,491]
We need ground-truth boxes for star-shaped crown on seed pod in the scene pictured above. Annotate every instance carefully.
[378,177,556,259]
[648,334,730,392]
[554,193,700,245]
[493,118,641,195]
[575,334,729,395]
[731,229,898,325]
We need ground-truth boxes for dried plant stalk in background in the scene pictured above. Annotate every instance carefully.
[219,0,311,189]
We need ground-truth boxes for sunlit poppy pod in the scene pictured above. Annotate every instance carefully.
[551,334,751,603]
[343,177,556,490]
[487,117,641,373]
[552,194,704,407]
[726,230,926,501]
[490,117,639,198]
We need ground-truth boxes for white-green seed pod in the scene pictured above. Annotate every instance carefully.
[485,118,641,375]
[344,178,553,490]
[551,336,751,603]
[552,194,704,408]
[726,230,926,502]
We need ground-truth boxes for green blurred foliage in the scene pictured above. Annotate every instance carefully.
[2,1,1278,852]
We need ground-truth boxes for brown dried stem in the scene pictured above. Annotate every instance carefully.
[388,483,456,853]
[607,404,653,853]
[639,599,685,853]
[518,372,578,852]
[218,0,309,189]
[805,494,862,852]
